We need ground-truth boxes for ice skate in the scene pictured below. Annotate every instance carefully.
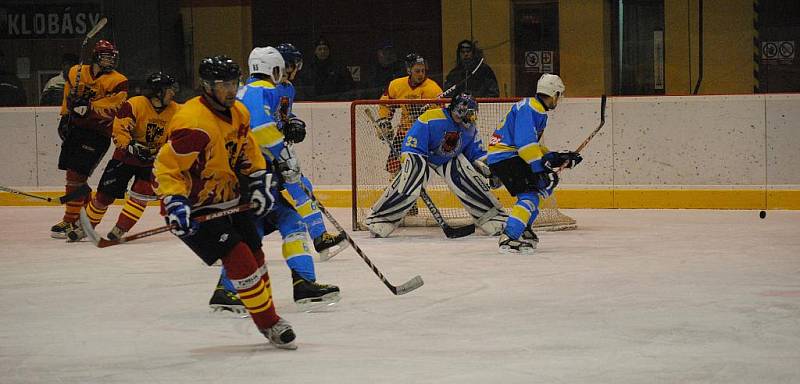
[293,271,341,311]
[498,234,535,254]
[521,228,539,249]
[51,221,70,239]
[209,286,246,314]
[261,318,297,350]
[313,231,348,261]
[65,222,86,242]
[106,226,127,241]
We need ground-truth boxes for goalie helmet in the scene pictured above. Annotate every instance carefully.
[449,92,478,125]
[536,73,565,98]
[276,43,303,72]
[199,55,241,83]
[248,47,285,84]
[93,40,118,72]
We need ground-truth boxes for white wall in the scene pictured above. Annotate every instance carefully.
[1,95,798,189]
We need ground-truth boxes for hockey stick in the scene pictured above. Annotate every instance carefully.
[80,202,255,248]
[0,184,90,204]
[301,184,423,295]
[73,17,108,92]
[557,94,607,173]
[363,109,475,238]
[437,57,485,98]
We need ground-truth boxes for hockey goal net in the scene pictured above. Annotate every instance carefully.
[350,98,576,232]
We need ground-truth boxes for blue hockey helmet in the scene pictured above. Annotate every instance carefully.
[449,92,478,125]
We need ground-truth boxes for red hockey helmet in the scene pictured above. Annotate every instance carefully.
[93,40,118,72]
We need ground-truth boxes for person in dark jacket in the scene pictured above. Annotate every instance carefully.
[364,41,406,99]
[295,37,355,101]
[443,40,499,98]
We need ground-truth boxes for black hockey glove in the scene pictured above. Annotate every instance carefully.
[283,117,307,144]
[543,151,583,170]
[375,117,394,142]
[127,141,155,162]
[68,89,95,117]
[247,170,275,218]
[57,115,71,141]
[530,170,559,198]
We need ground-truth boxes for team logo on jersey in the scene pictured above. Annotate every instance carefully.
[436,131,462,156]
[489,133,502,146]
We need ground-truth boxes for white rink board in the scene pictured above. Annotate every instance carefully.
[1,95,799,189]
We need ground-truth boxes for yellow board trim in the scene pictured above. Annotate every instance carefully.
[2,189,799,209]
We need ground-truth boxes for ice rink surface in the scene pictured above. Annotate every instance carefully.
[1,206,799,384]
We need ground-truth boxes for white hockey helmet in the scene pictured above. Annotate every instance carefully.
[248,46,285,83]
[536,73,565,98]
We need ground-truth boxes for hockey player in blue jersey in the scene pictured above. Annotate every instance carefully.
[365,92,507,238]
[487,74,582,253]
[209,46,340,312]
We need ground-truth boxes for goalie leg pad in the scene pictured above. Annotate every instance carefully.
[441,155,507,231]
[365,153,429,237]
[504,193,540,240]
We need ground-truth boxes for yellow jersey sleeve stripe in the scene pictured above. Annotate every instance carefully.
[251,124,284,148]
[518,142,545,163]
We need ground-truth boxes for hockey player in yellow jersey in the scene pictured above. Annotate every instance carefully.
[52,40,128,239]
[68,72,180,242]
[154,55,296,350]
[375,53,442,174]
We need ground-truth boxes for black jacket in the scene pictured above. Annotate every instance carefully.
[443,40,499,98]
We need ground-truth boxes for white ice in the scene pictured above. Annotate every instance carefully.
[1,206,799,384]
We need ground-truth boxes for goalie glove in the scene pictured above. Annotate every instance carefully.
[283,117,307,144]
[472,159,502,189]
[163,195,198,237]
[543,151,583,170]
[375,117,394,142]
[247,170,275,218]
[127,141,155,162]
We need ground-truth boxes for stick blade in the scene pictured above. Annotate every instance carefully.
[392,275,424,295]
[443,223,476,238]
[87,17,108,38]
[79,208,101,246]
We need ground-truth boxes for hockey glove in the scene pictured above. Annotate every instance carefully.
[57,115,71,141]
[128,141,155,162]
[68,89,95,117]
[163,195,197,237]
[472,159,502,189]
[247,170,275,218]
[530,170,559,199]
[375,117,394,142]
[283,117,307,144]
[543,151,583,170]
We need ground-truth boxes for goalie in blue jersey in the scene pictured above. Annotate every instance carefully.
[365,92,507,238]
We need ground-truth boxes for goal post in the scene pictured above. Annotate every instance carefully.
[350,98,576,232]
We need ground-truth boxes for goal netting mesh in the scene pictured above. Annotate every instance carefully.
[350,98,576,232]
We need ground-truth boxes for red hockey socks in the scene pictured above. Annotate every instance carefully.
[221,243,279,330]
[63,170,89,223]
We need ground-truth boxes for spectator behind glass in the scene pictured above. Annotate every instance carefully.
[295,37,355,101]
[444,40,499,98]
[0,50,27,106]
[40,53,80,106]
[364,41,406,99]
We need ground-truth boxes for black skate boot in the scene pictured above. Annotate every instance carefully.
[65,222,86,242]
[261,318,297,350]
[209,286,246,314]
[107,226,127,241]
[292,270,341,311]
[498,234,535,254]
[313,231,348,261]
[51,221,70,239]
[521,228,539,249]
